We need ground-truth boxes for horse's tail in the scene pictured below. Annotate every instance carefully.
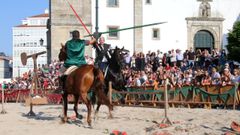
[91,67,105,105]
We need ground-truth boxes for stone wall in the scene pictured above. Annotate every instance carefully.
[134,0,143,53]
[50,0,92,60]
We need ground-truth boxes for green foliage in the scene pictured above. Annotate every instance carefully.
[226,21,240,62]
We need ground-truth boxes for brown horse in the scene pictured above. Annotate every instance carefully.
[58,44,113,126]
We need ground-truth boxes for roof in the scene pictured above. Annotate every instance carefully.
[29,13,49,18]
[15,24,46,28]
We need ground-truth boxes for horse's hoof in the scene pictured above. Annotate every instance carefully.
[94,116,98,121]
[61,117,67,123]
[108,114,113,119]
[84,124,93,129]
[88,125,93,129]
[77,114,83,120]
[94,113,98,121]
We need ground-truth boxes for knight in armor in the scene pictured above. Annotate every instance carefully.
[59,30,96,89]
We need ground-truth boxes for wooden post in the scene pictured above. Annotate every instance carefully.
[26,81,36,116]
[1,84,7,114]
[161,78,172,125]
[109,81,112,104]
[233,84,238,110]
[16,90,20,103]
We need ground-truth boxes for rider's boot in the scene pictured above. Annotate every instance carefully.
[58,75,67,93]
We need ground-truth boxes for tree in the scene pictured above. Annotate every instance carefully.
[226,21,240,62]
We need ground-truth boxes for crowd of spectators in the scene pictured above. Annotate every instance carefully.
[1,48,240,90]
[122,47,240,89]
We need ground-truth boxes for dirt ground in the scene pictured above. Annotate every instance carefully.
[0,103,239,135]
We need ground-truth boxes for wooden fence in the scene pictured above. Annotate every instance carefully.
[109,84,240,109]
[1,84,239,109]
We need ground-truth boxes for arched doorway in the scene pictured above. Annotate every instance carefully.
[194,30,214,52]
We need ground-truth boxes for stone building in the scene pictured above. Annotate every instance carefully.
[49,0,240,59]
[0,54,12,79]
[49,0,92,60]
[12,10,49,77]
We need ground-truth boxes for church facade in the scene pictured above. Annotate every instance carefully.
[49,0,240,59]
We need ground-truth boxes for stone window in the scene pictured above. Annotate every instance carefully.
[107,26,119,39]
[152,28,160,40]
[107,0,118,7]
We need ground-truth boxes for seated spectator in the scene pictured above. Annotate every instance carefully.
[176,72,184,88]
[134,74,141,87]
[221,68,232,86]
[140,71,147,85]
[183,71,191,86]
[211,67,221,85]
[231,68,240,84]
[179,61,188,72]
[193,69,204,85]
[145,74,154,86]
[165,63,171,71]
[201,71,211,86]
[43,78,49,89]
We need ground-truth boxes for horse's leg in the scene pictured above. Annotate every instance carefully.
[96,89,113,119]
[73,95,83,120]
[94,102,101,120]
[62,92,68,123]
[81,93,92,127]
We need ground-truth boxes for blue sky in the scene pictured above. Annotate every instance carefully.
[0,0,48,56]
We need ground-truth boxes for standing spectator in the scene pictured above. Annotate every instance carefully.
[187,47,195,68]
[167,51,171,65]
[162,53,167,67]
[131,52,136,70]
[140,52,146,71]
[157,50,163,65]
[176,49,184,67]
[151,52,160,72]
[183,49,189,63]
[219,49,227,66]
[135,53,141,71]
[211,48,220,66]
[195,49,202,67]
[170,49,176,66]
[203,49,212,68]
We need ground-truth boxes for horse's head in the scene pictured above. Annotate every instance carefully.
[105,46,129,91]
[111,46,129,69]
[58,43,67,62]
